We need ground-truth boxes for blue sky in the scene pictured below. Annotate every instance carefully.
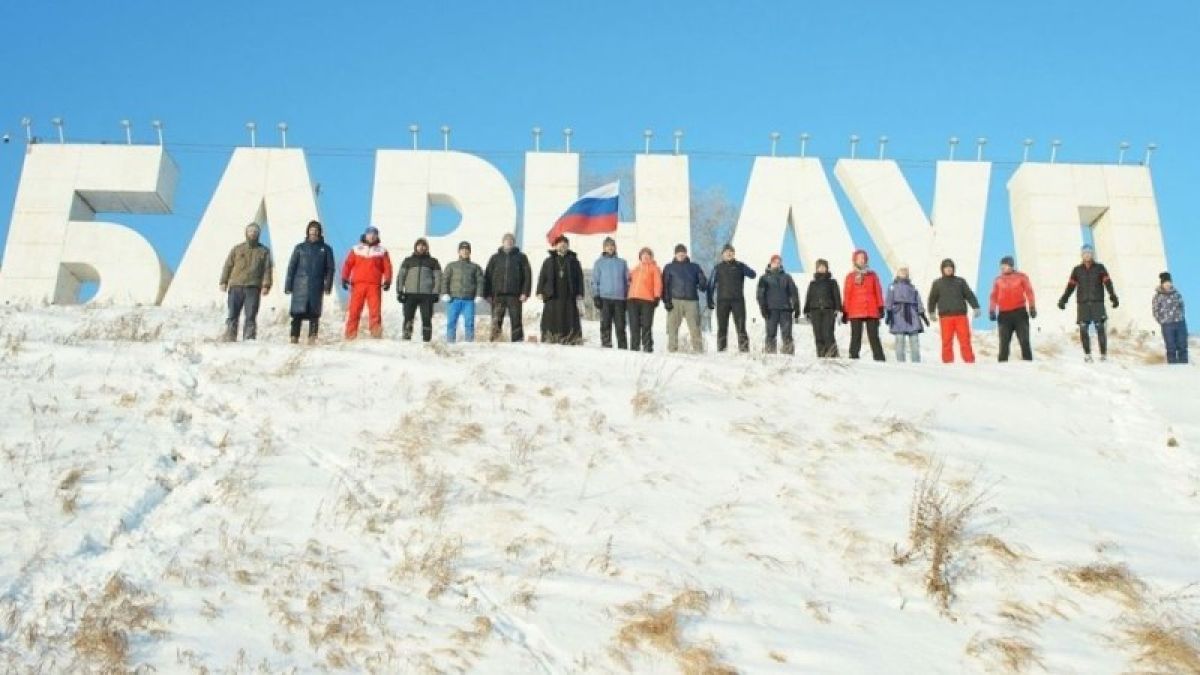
[0,1,1196,325]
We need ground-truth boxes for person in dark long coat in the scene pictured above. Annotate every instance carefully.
[284,220,336,343]
[537,235,584,345]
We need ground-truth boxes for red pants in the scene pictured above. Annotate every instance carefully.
[345,283,382,339]
[939,315,975,363]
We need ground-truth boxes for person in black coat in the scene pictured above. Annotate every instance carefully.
[707,243,757,353]
[1057,244,1119,362]
[802,258,842,357]
[537,235,585,345]
[283,220,336,344]
[395,237,442,342]
[756,255,800,354]
[483,232,533,342]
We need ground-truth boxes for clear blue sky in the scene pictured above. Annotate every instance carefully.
[0,1,1196,325]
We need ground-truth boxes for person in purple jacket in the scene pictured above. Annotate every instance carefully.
[885,266,930,362]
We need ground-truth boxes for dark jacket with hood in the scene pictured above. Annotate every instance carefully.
[397,240,442,297]
[284,235,335,317]
[757,266,800,313]
[707,260,757,305]
[662,257,708,302]
[483,246,532,298]
[928,260,979,317]
[803,272,843,315]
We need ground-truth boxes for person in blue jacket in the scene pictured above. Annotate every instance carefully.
[707,243,757,352]
[283,220,336,344]
[591,237,630,349]
[662,244,709,353]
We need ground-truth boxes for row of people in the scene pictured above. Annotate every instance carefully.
[218,222,1187,364]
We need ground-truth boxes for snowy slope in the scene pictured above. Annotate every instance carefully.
[0,305,1197,674]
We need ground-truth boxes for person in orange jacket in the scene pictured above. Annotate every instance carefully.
[626,247,664,353]
[842,249,886,361]
[341,226,393,339]
[988,255,1037,361]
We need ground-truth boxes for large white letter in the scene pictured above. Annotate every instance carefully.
[522,153,691,268]
[162,147,322,313]
[1008,163,1167,331]
[0,144,177,305]
[834,159,991,292]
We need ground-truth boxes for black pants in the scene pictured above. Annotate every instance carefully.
[289,316,320,339]
[402,296,435,341]
[715,298,749,352]
[599,298,628,349]
[997,309,1032,361]
[849,318,885,361]
[225,286,261,340]
[627,299,656,352]
[1079,321,1108,356]
[808,309,838,357]
[490,295,525,342]
[764,309,794,354]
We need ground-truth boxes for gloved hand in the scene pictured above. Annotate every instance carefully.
[1057,299,1066,310]
[383,281,391,292]
[593,297,602,310]
[1029,308,1037,319]
[397,292,407,304]
[885,310,893,325]
[840,313,849,325]
[973,307,981,319]
[707,301,715,311]
[878,307,886,319]
[929,312,937,322]
[441,294,451,303]
[920,314,930,328]
[284,288,291,295]
[760,307,769,320]
[341,279,349,291]
[219,283,228,293]
[793,309,801,322]
[1111,296,1120,309]
[989,311,997,322]
[663,301,674,312]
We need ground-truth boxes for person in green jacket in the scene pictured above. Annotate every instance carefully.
[219,222,273,341]
[440,241,486,343]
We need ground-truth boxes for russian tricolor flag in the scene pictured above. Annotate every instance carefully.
[545,181,619,244]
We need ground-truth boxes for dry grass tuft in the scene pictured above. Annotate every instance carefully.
[393,536,464,599]
[72,575,161,671]
[893,462,989,615]
[615,589,735,674]
[966,634,1045,673]
[1124,620,1200,673]
[1060,562,1146,609]
[974,534,1022,565]
[455,422,485,443]
[631,363,677,418]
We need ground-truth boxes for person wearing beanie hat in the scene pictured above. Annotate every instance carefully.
[395,237,443,342]
[927,257,981,363]
[219,222,274,341]
[707,243,757,353]
[440,240,486,343]
[756,254,800,354]
[988,255,1037,362]
[591,236,630,349]
[885,265,929,363]
[341,226,393,339]
[1152,271,1188,364]
[661,243,709,353]
[483,232,532,342]
[803,258,842,357]
[283,220,336,344]
[1058,245,1119,362]
[842,249,886,361]
[626,247,664,352]
[537,234,585,344]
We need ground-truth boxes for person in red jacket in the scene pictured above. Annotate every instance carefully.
[842,249,886,361]
[988,255,1037,362]
[341,226,393,339]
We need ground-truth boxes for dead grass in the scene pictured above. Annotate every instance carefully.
[72,575,161,671]
[966,634,1045,673]
[631,363,677,418]
[393,536,464,599]
[615,589,735,674]
[974,534,1022,565]
[1060,562,1146,609]
[454,422,484,443]
[58,466,86,515]
[893,462,989,615]
[1124,619,1200,674]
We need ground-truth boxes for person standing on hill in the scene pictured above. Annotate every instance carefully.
[988,255,1037,362]
[928,258,980,363]
[707,243,757,353]
[483,233,532,342]
[341,226,393,340]
[1152,271,1188,364]
[591,236,630,349]
[537,235,585,345]
[440,241,485,343]
[395,237,442,342]
[662,244,708,353]
[803,258,841,358]
[842,249,885,361]
[626,247,663,353]
[283,220,335,344]
[1058,244,1119,362]
[756,254,800,354]
[885,265,928,362]
[219,222,274,342]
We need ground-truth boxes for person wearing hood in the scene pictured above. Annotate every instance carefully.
[842,249,885,361]
[885,265,929,363]
[1057,244,1119,362]
[591,236,630,349]
[803,258,842,358]
[988,255,1036,362]
[662,244,709,353]
[283,220,335,344]
[440,241,486,343]
[537,235,585,344]
[341,226,393,339]
[219,222,274,341]
[626,247,664,352]
[395,237,442,342]
[1152,272,1188,364]
[756,254,800,354]
[707,243,757,353]
[927,258,980,363]
[483,232,532,342]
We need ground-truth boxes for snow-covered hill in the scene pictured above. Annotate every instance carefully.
[0,306,1197,674]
